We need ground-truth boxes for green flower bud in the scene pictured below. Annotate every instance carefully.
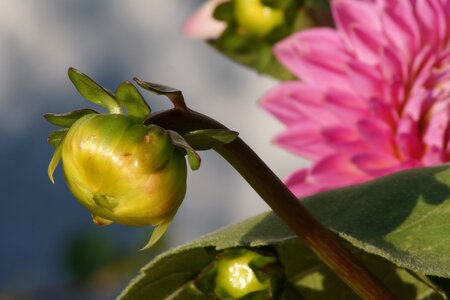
[48,113,187,249]
[214,248,277,299]
[234,0,284,37]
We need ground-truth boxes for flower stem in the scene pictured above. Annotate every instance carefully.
[146,108,396,300]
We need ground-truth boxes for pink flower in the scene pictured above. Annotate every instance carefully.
[183,0,226,39]
[261,0,450,198]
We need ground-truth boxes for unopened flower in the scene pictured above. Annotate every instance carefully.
[46,68,201,249]
[261,0,450,197]
[214,248,276,298]
[190,248,280,299]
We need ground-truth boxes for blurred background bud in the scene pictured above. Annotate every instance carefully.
[184,0,333,80]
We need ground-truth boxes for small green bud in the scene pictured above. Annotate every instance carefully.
[234,0,284,37]
[214,248,277,299]
[49,113,187,249]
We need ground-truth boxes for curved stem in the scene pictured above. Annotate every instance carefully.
[146,109,396,300]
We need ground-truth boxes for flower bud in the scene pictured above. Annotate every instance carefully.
[49,113,187,249]
[234,0,284,37]
[214,248,278,299]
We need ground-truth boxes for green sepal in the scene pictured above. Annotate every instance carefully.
[44,108,98,128]
[115,81,151,121]
[133,78,181,95]
[141,213,176,251]
[48,142,63,184]
[133,78,186,110]
[68,67,122,114]
[48,129,68,148]
[183,129,239,150]
[168,130,201,171]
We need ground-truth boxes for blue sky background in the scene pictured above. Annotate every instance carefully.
[0,1,306,298]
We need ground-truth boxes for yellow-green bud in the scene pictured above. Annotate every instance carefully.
[48,113,187,249]
[234,0,284,37]
[214,249,273,298]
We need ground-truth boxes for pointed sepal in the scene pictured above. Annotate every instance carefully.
[133,78,187,111]
[140,214,175,250]
[183,129,239,150]
[68,67,122,113]
[169,130,201,170]
[48,142,63,184]
[48,129,69,148]
[44,109,97,128]
[92,214,114,227]
[115,81,151,121]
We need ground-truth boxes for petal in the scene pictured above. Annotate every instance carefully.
[357,117,395,154]
[182,0,227,39]
[285,169,327,198]
[260,82,309,125]
[351,152,400,177]
[274,123,333,160]
[346,61,384,99]
[321,126,368,153]
[275,29,354,91]
[309,154,368,186]
[396,116,423,160]
[333,0,382,36]
[347,24,386,65]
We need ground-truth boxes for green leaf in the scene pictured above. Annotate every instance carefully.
[133,78,186,110]
[118,212,443,300]
[115,81,151,121]
[183,129,239,150]
[47,129,68,148]
[44,109,97,128]
[302,164,450,278]
[213,1,234,22]
[169,130,201,170]
[68,68,121,113]
[209,39,295,81]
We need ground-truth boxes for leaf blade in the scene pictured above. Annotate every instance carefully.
[68,67,121,113]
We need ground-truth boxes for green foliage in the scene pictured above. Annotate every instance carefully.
[115,81,151,121]
[44,109,97,128]
[303,164,450,278]
[118,212,445,299]
[68,68,121,113]
[183,129,239,151]
[208,0,333,80]
[118,164,450,299]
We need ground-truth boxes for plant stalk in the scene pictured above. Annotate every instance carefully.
[146,108,396,300]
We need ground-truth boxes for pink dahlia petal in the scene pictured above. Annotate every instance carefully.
[351,152,400,177]
[264,0,450,197]
[324,88,369,122]
[396,116,422,160]
[275,29,354,91]
[333,0,382,38]
[321,126,368,153]
[357,117,395,154]
[274,123,333,160]
[346,61,384,99]
[285,169,327,198]
[380,1,419,60]
[346,24,386,65]
[183,0,226,39]
[309,154,367,186]
[422,146,444,166]
[260,82,308,125]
